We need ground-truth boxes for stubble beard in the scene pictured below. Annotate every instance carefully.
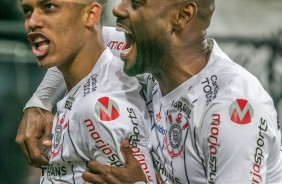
[124,39,166,77]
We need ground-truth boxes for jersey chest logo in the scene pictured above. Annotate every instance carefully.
[164,113,190,158]
[94,97,120,122]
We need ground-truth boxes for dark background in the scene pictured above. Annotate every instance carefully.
[0,0,46,183]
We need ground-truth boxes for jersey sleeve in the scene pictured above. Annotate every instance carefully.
[199,88,282,183]
[24,67,66,111]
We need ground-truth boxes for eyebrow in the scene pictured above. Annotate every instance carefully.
[21,0,51,7]
[37,0,49,3]
[20,2,31,11]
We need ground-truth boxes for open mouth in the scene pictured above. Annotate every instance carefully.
[28,32,50,58]
[123,32,134,54]
[116,26,136,62]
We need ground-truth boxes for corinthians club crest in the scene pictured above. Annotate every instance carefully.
[51,112,69,158]
[168,124,182,149]
[164,113,190,158]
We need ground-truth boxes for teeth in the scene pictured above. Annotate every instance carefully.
[38,44,48,51]
[34,37,46,44]
[116,26,130,34]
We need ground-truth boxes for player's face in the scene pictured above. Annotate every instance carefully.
[112,0,177,76]
[20,0,88,68]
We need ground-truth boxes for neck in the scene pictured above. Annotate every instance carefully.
[59,37,105,91]
[155,39,211,96]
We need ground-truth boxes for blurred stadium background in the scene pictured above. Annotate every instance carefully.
[0,0,281,183]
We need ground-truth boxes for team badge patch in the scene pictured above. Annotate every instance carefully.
[229,99,254,125]
[51,112,69,158]
[94,97,120,122]
[168,124,182,148]
[164,113,190,158]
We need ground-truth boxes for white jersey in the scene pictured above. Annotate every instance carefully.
[138,39,282,184]
[24,26,127,112]
[40,48,157,183]
[26,28,282,183]
[103,26,127,57]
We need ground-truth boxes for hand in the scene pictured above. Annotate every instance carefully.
[82,139,147,184]
[15,107,53,168]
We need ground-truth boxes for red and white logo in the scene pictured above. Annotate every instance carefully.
[229,99,254,125]
[94,97,120,122]
[155,112,161,123]
[51,112,69,158]
[164,113,190,158]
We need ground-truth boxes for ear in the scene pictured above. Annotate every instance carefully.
[85,3,102,28]
[174,2,197,30]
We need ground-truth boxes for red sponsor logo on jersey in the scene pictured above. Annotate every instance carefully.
[251,118,267,183]
[229,99,254,125]
[108,41,127,51]
[94,97,120,122]
[208,114,220,183]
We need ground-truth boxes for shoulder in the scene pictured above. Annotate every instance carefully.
[196,41,278,132]
[204,40,270,103]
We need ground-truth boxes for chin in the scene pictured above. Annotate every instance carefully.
[124,57,147,76]
[37,60,55,69]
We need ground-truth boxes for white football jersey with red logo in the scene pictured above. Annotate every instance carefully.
[24,26,127,112]
[103,26,127,57]
[138,39,282,184]
[40,48,156,183]
[27,27,282,183]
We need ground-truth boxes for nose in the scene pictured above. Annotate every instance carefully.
[112,1,129,18]
[26,9,44,32]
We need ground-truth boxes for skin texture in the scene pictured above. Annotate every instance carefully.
[16,0,106,167]
[20,0,105,89]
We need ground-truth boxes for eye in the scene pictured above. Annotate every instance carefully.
[44,3,56,12]
[22,7,33,19]
[132,0,143,8]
